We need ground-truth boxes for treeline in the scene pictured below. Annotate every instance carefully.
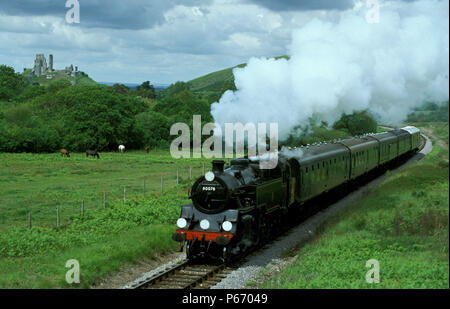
[282,110,378,146]
[0,63,399,154]
[407,101,449,122]
[0,65,211,153]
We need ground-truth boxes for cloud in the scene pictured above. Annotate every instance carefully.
[0,0,213,30]
[245,0,355,11]
[0,0,429,85]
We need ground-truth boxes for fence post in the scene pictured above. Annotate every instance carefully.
[123,186,126,203]
[103,191,106,209]
[161,176,164,192]
[202,163,205,175]
[56,206,60,228]
[81,200,85,216]
[28,212,32,229]
[189,166,192,180]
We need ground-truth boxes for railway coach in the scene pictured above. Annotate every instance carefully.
[173,126,422,262]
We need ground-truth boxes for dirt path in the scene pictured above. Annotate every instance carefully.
[421,127,448,150]
[91,252,183,289]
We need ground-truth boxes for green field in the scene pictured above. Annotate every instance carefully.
[0,148,215,288]
[260,122,449,289]
[0,150,210,232]
[1,124,447,288]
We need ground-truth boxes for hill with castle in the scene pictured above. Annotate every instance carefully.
[24,53,97,86]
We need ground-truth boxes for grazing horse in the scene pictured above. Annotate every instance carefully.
[60,149,70,157]
[118,145,125,153]
[86,149,100,159]
[145,146,149,153]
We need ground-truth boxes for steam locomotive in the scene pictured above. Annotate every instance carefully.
[172,126,421,262]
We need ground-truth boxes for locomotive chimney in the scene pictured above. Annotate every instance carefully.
[212,160,225,173]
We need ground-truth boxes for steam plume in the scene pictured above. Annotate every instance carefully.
[211,0,449,141]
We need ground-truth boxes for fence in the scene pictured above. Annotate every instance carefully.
[23,163,209,230]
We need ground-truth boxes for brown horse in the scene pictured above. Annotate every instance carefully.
[60,149,70,157]
[86,149,100,159]
[145,146,150,153]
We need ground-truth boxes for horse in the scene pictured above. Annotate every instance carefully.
[118,145,125,153]
[145,146,149,153]
[86,149,100,159]
[60,149,70,157]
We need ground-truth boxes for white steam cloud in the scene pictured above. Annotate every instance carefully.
[211,0,449,140]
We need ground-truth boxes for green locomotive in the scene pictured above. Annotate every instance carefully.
[173,126,421,262]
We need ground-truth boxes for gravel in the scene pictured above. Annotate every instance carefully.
[119,253,186,289]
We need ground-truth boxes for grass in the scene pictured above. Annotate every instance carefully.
[0,149,210,232]
[0,149,212,288]
[28,70,97,87]
[0,184,192,288]
[187,55,289,93]
[188,64,244,93]
[0,224,176,288]
[261,122,449,289]
[2,123,445,288]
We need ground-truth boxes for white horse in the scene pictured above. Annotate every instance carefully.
[118,145,125,153]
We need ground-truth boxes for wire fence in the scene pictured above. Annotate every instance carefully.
[20,163,209,230]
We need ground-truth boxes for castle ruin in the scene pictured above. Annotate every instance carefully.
[32,54,49,77]
[31,54,79,78]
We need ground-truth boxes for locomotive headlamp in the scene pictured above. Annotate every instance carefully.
[205,171,215,182]
[200,219,210,230]
[222,221,232,232]
[177,218,187,228]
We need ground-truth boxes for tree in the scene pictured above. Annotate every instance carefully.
[136,81,156,99]
[16,84,46,102]
[0,65,24,100]
[153,89,212,125]
[112,83,130,95]
[157,81,190,100]
[333,110,378,136]
[46,79,72,94]
[135,111,171,148]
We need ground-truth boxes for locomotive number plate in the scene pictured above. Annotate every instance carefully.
[202,186,216,191]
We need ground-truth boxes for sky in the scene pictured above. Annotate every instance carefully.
[0,0,424,84]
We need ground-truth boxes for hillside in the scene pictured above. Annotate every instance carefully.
[187,63,245,93]
[25,68,97,86]
[187,55,289,94]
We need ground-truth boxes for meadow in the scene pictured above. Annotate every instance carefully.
[260,122,449,289]
[0,149,213,288]
[0,124,445,288]
[0,149,210,232]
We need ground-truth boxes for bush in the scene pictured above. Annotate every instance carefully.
[333,110,378,136]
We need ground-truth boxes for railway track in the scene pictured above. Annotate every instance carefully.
[124,259,237,289]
